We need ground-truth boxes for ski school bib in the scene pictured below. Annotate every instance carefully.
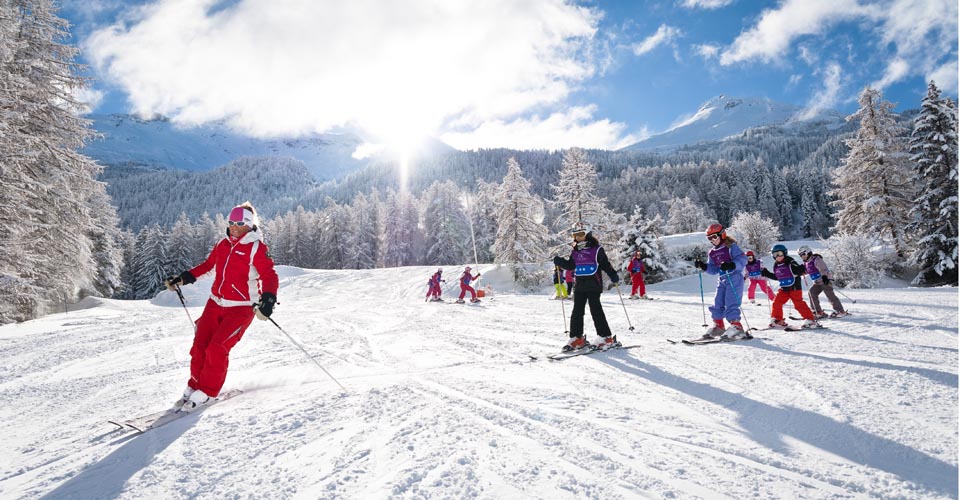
[773,262,795,287]
[804,259,822,281]
[573,246,599,276]
[746,261,763,277]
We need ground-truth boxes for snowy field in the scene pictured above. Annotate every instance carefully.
[0,256,957,499]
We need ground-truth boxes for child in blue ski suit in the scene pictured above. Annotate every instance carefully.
[694,223,748,339]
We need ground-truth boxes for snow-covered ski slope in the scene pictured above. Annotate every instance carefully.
[1,263,957,499]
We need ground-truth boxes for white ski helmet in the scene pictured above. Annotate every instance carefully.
[797,245,812,256]
[570,223,591,235]
[465,266,471,272]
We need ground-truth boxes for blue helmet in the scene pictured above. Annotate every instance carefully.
[771,244,788,254]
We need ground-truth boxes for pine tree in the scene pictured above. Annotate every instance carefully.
[617,206,667,283]
[348,193,378,269]
[317,199,350,269]
[421,181,470,265]
[469,180,499,264]
[830,87,913,254]
[85,187,125,298]
[551,148,622,244]
[382,190,423,268]
[166,213,194,275]
[907,82,958,285]
[493,158,550,281]
[132,224,167,299]
[192,212,220,265]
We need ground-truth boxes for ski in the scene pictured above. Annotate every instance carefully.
[784,324,826,332]
[530,344,641,361]
[109,389,243,433]
[667,334,755,345]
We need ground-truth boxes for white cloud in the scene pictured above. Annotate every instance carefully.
[439,105,647,151]
[71,87,105,114]
[694,43,720,60]
[719,0,872,65]
[798,62,843,120]
[786,74,803,89]
[680,0,735,8]
[632,25,682,56]
[926,60,959,94]
[870,58,911,90]
[84,0,602,145]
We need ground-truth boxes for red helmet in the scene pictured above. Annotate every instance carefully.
[705,223,725,240]
[746,250,755,257]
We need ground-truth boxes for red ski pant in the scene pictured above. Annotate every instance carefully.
[189,300,255,397]
[747,278,775,301]
[771,289,815,321]
[459,284,476,300]
[426,283,441,299]
[630,273,646,296]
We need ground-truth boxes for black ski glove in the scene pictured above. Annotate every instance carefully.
[552,256,564,266]
[822,276,831,285]
[164,271,196,291]
[720,262,736,272]
[694,258,707,271]
[255,292,277,321]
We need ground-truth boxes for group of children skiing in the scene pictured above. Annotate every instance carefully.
[425,267,483,304]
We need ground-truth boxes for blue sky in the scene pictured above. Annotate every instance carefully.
[61,0,957,151]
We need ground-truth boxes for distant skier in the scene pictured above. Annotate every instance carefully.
[798,245,848,319]
[163,202,278,411]
[760,244,819,328]
[627,250,648,299]
[693,223,748,339]
[426,269,445,302]
[553,266,568,299]
[564,268,574,296]
[456,266,481,303]
[553,225,621,351]
[743,250,775,304]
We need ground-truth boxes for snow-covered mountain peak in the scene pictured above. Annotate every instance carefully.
[623,95,844,151]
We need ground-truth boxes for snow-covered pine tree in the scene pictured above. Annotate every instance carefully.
[166,213,195,276]
[728,211,781,256]
[317,198,351,269]
[382,190,423,268]
[348,193,378,269]
[192,212,220,265]
[469,179,499,264]
[421,181,470,265]
[132,224,167,299]
[116,230,138,299]
[493,158,550,282]
[830,87,913,254]
[0,0,117,320]
[617,206,667,283]
[85,187,125,299]
[666,197,711,234]
[551,148,622,245]
[907,82,958,285]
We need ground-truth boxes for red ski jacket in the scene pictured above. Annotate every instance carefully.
[189,229,279,307]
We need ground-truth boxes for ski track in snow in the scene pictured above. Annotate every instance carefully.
[0,264,956,499]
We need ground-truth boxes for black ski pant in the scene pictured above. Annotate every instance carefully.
[569,289,612,338]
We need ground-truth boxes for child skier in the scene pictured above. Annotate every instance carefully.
[798,245,848,319]
[627,250,648,299]
[456,267,481,303]
[564,269,574,296]
[693,223,748,339]
[743,250,775,304]
[425,269,444,302]
[553,225,621,351]
[760,244,819,328]
[553,266,568,299]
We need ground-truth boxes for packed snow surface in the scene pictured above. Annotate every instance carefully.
[1,262,957,499]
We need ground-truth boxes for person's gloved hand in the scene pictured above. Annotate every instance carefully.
[164,271,196,291]
[822,276,831,285]
[720,262,736,272]
[255,292,277,321]
[694,258,707,271]
[553,256,564,266]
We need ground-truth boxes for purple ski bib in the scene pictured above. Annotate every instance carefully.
[573,247,599,276]
[746,260,763,277]
[804,259,822,281]
[708,244,732,267]
[773,262,795,287]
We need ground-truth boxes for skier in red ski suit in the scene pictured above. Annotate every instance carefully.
[426,269,444,301]
[627,251,646,299]
[164,203,278,411]
[457,267,481,303]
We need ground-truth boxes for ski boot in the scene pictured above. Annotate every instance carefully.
[595,335,621,350]
[721,321,751,340]
[562,336,590,352]
[470,298,481,303]
[455,299,465,304]
[830,311,849,318]
[801,319,822,329]
[181,390,214,412]
[702,319,725,339]
[768,319,789,329]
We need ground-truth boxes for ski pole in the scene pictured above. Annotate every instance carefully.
[697,270,707,327]
[834,288,857,303]
[615,282,635,331]
[557,268,569,334]
[173,285,196,332]
[260,309,347,392]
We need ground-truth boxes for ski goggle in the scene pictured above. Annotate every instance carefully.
[772,250,785,258]
[571,230,586,237]
[707,233,721,241]
[227,220,247,227]
[799,251,811,257]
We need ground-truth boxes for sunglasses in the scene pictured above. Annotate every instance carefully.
[772,251,785,257]
[707,233,721,241]
[228,220,247,227]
